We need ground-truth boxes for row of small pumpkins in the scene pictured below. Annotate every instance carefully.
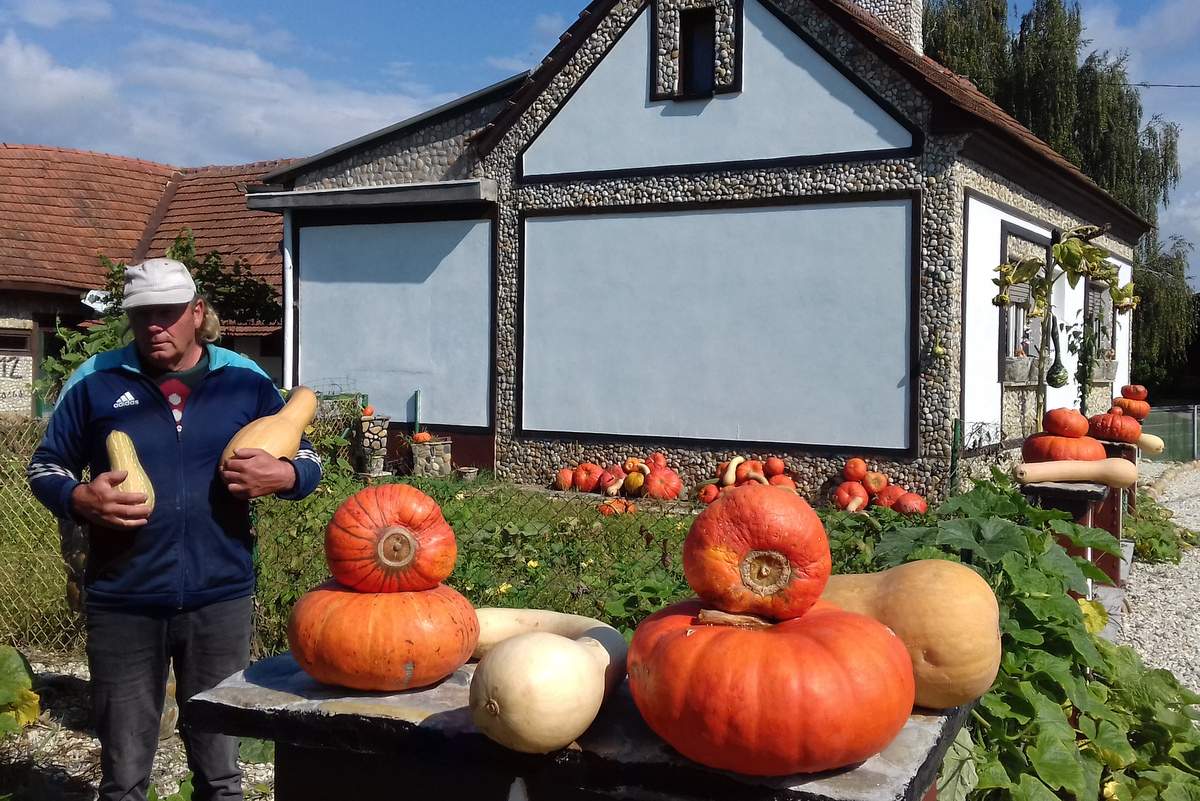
[832,458,929,515]
[552,454,684,506]
[695,455,798,504]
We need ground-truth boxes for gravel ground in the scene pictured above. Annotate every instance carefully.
[1121,462,1200,693]
[0,650,275,801]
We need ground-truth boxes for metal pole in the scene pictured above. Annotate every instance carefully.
[1193,405,1198,462]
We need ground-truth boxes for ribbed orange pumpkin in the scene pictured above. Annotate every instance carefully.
[1021,433,1107,463]
[682,483,831,620]
[627,599,915,776]
[325,484,457,593]
[1112,397,1150,421]
[1089,412,1142,444]
[1043,407,1089,437]
[643,468,683,501]
[288,581,478,692]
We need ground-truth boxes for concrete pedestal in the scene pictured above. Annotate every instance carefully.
[187,654,969,801]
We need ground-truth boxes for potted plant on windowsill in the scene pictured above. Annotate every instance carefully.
[1003,354,1036,385]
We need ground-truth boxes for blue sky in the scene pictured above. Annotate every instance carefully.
[1,0,1197,271]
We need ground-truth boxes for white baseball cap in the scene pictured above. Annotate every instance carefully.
[122,258,197,309]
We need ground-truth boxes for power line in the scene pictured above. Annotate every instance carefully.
[1128,83,1200,89]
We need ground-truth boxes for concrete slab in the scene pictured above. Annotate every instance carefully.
[188,654,970,801]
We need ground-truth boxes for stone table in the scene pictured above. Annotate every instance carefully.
[187,654,970,801]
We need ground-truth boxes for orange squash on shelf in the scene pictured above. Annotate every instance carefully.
[683,483,831,620]
[1112,397,1150,421]
[1021,433,1107,463]
[1042,407,1089,438]
[288,581,478,692]
[627,599,914,776]
[412,431,433,444]
[325,484,457,594]
[1120,385,1148,401]
[1088,412,1142,444]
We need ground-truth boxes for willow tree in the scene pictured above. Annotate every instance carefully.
[925,0,1193,391]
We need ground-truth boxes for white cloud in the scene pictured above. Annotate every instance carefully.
[0,30,118,143]
[485,12,567,74]
[0,28,456,168]
[131,0,293,52]
[10,0,111,28]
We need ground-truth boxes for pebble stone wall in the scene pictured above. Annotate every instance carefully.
[852,0,923,54]
[291,100,510,191]
[651,0,740,96]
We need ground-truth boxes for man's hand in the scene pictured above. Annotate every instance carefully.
[71,472,152,529]
[220,448,297,500]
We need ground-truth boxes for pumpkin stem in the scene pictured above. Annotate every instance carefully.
[696,609,773,629]
[739,549,791,596]
[377,527,419,569]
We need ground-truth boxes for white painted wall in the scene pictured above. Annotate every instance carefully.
[522,0,912,176]
[1112,257,1133,391]
[298,220,491,427]
[962,196,1051,446]
[962,194,1133,441]
[523,200,914,448]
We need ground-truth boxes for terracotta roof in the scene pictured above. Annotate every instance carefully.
[144,159,296,292]
[470,0,1150,242]
[0,144,175,293]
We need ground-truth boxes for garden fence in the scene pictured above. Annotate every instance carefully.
[0,400,695,658]
[1140,405,1200,463]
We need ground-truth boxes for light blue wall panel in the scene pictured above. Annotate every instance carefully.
[298,220,491,427]
[522,0,912,176]
[523,200,913,447]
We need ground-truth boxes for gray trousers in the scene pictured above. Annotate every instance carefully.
[85,595,253,801]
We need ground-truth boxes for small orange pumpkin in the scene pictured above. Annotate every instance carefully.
[552,467,574,491]
[1043,407,1089,438]
[834,481,868,512]
[1089,412,1142,444]
[325,484,457,593]
[644,468,683,501]
[893,492,928,516]
[697,483,720,505]
[683,483,831,620]
[764,457,787,477]
[573,462,604,493]
[769,474,797,491]
[1121,385,1148,401]
[735,459,766,485]
[599,498,637,516]
[412,431,433,444]
[843,458,868,482]
[873,484,907,509]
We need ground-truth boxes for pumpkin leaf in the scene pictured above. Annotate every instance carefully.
[1027,730,1088,798]
[0,711,19,737]
[1092,720,1137,769]
[937,726,978,801]
[975,752,1012,789]
[0,646,33,708]
[934,519,980,552]
[1037,545,1090,594]
[9,688,39,727]
[1049,519,1122,557]
[1077,599,1109,635]
[1012,773,1064,801]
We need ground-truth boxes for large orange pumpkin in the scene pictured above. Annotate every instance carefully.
[682,483,831,620]
[1112,397,1150,421]
[325,484,457,593]
[843,458,868,482]
[1042,407,1089,438]
[573,462,604,493]
[1021,433,1107,463]
[627,599,915,776]
[288,581,478,692]
[1088,412,1142,444]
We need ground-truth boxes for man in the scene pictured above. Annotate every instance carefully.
[27,258,322,801]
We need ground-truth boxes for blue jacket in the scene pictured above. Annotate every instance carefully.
[27,343,322,612]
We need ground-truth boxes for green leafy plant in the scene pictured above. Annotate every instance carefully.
[148,774,193,801]
[821,471,1200,800]
[238,737,275,765]
[1126,491,1197,564]
[0,645,40,737]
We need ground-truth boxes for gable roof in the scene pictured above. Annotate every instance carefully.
[0,144,291,334]
[467,0,1150,243]
[0,144,175,294]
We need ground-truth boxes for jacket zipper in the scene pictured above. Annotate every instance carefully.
[174,367,223,610]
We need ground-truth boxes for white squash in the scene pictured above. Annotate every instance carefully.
[1137,432,1164,455]
[469,608,627,754]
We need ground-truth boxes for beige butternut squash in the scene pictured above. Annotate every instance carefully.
[820,560,1000,709]
[469,608,626,754]
[106,431,155,514]
[1137,432,1164,455]
[1013,457,1137,489]
[220,386,318,467]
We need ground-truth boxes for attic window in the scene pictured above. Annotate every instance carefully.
[679,7,717,97]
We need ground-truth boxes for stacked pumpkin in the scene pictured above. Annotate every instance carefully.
[832,457,928,515]
[552,453,684,515]
[287,484,479,692]
[627,483,1000,776]
[695,455,797,504]
[1014,407,1139,489]
[628,484,913,775]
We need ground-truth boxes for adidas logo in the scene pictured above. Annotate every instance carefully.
[112,391,139,409]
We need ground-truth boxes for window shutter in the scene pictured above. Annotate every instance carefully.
[1008,283,1031,305]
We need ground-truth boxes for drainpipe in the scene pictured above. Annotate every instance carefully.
[282,210,295,388]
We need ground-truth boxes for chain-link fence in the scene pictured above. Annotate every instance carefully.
[1140,405,1200,463]
[1,402,699,658]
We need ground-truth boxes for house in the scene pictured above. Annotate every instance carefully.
[246,0,1150,496]
[0,144,293,415]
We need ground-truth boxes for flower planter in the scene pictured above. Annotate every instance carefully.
[455,466,479,482]
[411,438,453,478]
[1091,359,1118,384]
[1003,356,1035,385]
